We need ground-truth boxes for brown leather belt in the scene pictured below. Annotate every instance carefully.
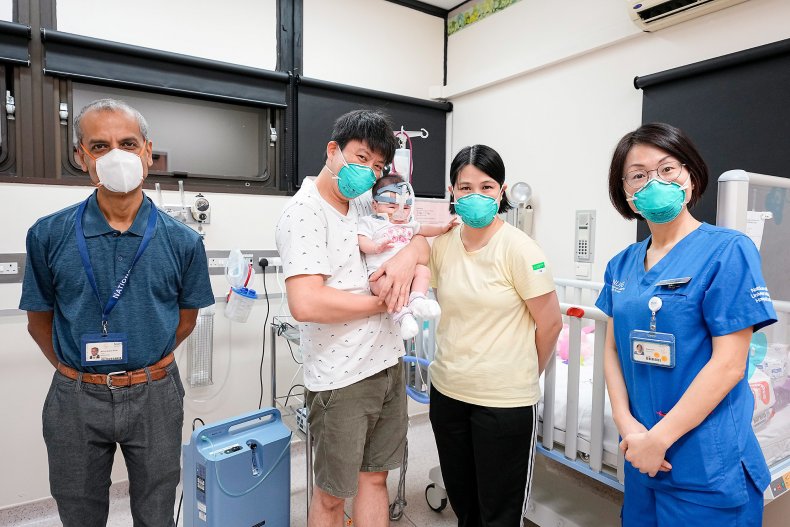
[56,353,175,389]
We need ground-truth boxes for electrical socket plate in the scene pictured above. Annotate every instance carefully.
[0,262,18,275]
[208,258,227,268]
[260,256,282,268]
[0,254,25,283]
[205,250,280,276]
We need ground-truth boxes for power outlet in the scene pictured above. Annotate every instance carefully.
[259,257,282,268]
[208,257,227,269]
[0,262,18,275]
[574,261,592,280]
[0,253,25,283]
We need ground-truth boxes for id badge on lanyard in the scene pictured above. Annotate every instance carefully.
[75,196,156,367]
[80,332,128,365]
[629,295,676,368]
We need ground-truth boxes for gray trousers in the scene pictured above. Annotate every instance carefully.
[42,361,184,527]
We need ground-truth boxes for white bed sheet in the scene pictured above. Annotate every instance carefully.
[756,404,790,467]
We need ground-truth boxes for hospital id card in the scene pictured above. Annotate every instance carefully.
[80,333,128,367]
[629,330,675,368]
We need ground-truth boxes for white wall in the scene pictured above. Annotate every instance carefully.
[303,0,445,99]
[446,0,639,96]
[444,0,790,281]
[0,0,443,509]
[0,0,11,21]
[56,0,278,70]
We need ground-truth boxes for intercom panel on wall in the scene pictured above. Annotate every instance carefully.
[574,210,595,263]
[574,210,596,280]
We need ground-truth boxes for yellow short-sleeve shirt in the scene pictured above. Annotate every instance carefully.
[428,222,555,407]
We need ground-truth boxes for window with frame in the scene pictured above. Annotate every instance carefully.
[62,82,281,192]
[35,26,289,194]
[0,18,32,181]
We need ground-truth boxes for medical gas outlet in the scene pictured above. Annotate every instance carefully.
[154,182,211,227]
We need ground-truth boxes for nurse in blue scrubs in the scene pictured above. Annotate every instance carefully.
[596,123,777,526]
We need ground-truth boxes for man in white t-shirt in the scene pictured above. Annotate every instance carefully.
[275,109,430,527]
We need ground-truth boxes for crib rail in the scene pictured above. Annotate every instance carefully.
[540,279,624,488]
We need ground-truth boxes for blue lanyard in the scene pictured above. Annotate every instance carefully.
[75,196,157,335]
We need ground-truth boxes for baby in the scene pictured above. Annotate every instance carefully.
[358,175,456,339]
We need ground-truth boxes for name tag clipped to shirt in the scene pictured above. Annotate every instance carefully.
[630,295,675,368]
[654,276,691,290]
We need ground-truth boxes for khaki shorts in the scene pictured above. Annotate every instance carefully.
[305,360,407,498]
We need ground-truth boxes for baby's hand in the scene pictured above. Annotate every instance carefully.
[375,239,394,253]
[442,217,460,233]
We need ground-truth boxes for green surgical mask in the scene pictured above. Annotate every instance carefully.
[453,193,499,228]
[627,179,689,224]
[326,147,377,199]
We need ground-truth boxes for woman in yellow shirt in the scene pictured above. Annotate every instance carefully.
[429,144,562,526]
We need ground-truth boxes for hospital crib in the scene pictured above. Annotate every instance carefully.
[536,279,623,492]
[718,169,790,503]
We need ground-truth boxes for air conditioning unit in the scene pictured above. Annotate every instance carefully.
[627,0,750,32]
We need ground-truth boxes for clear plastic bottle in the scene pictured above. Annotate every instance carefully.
[225,287,257,323]
[224,249,256,322]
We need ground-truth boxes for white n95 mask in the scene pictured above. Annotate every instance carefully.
[95,148,145,193]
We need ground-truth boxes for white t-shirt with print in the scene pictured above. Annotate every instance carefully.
[357,214,421,275]
[275,178,404,391]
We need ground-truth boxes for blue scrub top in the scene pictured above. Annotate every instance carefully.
[596,223,776,508]
[20,191,215,373]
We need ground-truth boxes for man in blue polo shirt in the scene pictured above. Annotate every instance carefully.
[20,98,214,527]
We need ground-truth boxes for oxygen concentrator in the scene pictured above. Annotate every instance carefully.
[182,408,292,526]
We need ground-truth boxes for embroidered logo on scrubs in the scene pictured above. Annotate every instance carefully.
[532,262,546,274]
[612,279,626,293]
[750,286,772,303]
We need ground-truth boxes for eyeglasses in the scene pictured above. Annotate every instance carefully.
[623,161,685,190]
